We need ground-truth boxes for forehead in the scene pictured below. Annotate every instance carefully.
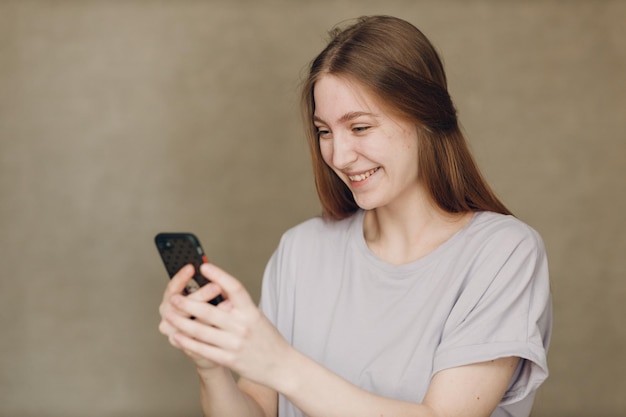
[313,74,385,119]
[312,74,416,129]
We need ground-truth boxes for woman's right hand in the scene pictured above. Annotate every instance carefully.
[158,264,232,370]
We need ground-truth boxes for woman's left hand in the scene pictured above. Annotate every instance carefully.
[166,263,291,388]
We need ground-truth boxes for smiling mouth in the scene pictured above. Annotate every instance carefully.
[348,167,380,182]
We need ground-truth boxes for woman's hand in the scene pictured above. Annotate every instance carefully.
[158,264,232,370]
[159,263,291,388]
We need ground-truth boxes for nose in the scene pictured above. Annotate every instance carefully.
[330,133,358,169]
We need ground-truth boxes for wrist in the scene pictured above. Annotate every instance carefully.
[270,346,305,396]
[196,365,231,383]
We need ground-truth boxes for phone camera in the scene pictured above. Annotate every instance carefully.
[158,240,173,250]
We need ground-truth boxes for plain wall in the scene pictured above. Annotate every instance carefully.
[1,1,625,416]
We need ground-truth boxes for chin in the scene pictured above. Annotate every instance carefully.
[352,197,382,211]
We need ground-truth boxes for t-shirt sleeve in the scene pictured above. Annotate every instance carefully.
[433,223,553,405]
[258,247,279,324]
[258,230,298,341]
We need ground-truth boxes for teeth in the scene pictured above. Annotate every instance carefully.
[348,167,379,182]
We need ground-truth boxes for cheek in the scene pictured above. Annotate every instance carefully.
[319,141,333,166]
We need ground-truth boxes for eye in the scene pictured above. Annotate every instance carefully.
[352,125,371,134]
[315,126,331,139]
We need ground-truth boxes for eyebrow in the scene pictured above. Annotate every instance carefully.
[313,111,377,124]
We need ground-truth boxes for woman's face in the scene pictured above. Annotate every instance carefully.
[313,74,421,212]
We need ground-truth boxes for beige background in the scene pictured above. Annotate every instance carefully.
[1,1,624,416]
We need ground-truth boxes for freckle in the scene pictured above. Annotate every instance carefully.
[477,396,480,400]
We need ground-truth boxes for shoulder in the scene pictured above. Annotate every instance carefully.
[467,211,546,255]
[266,211,361,274]
[455,212,549,286]
[458,212,550,298]
[262,212,361,291]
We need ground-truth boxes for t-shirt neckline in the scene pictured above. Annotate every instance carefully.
[349,209,480,277]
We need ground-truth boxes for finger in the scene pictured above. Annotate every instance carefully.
[172,331,233,367]
[168,332,182,348]
[187,281,223,303]
[166,307,239,350]
[159,318,175,337]
[171,293,235,331]
[159,302,188,336]
[217,299,234,313]
[159,266,197,335]
[200,263,254,310]
[159,299,181,336]
[164,264,195,299]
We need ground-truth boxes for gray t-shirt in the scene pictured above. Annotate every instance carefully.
[260,210,552,417]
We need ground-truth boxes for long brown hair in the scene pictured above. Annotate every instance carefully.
[301,15,511,220]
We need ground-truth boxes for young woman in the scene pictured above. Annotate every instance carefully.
[159,15,552,417]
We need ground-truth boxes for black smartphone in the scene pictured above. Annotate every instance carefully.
[154,232,223,305]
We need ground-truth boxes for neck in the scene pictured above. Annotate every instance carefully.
[362,195,472,265]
